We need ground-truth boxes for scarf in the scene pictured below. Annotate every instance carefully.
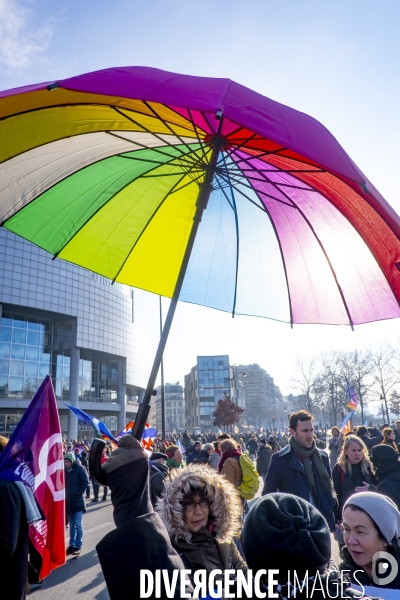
[166,457,182,470]
[15,481,43,524]
[289,438,333,497]
[218,449,241,473]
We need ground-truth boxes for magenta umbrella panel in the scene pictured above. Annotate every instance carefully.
[1,66,400,326]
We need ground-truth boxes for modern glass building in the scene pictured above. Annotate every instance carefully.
[184,355,245,430]
[0,229,149,440]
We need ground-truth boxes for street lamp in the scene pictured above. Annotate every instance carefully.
[229,372,247,383]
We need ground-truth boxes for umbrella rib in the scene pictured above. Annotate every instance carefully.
[241,165,355,328]
[220,164,295,327]
[143,101,204,160]
[218,170,296,208]
[187,109,209,164]
[292,200,355,329]
[106,130,200,165]
[169,172,205,194]
[217,172,272,213]
[50,154,199,260]
[220,154,240,318]
[0,143,193,229]
[112,107,191,159]
[110,170,196,284]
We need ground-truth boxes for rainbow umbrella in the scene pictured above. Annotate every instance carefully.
[1,67,400,433]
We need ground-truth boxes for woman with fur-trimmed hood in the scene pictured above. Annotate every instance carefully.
[157,464,247,582]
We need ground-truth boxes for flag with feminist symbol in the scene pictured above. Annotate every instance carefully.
[0,375,65,580]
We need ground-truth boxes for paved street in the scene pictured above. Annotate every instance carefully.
[30,498,114,600]
[29,475,340,600]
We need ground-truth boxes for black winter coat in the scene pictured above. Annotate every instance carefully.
[332,463,375,522]
[256,444,271,478]
[149,462,169,507]
[375,462,400,509]
[65,462,89,514]
[190,449,209,465]
[0,480,29,600]
[262,445,336,531]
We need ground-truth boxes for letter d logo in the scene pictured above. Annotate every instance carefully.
[372,551,398,586]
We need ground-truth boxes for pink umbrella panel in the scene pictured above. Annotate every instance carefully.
[0,66,399,327]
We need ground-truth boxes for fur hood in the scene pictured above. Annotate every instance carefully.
[156,464,242,544]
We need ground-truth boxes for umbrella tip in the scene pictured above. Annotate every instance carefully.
[47,82,59,91]
[361,181,369,194]
[215,110,223,120]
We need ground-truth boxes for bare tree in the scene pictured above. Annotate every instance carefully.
[369,345,398,423]
[291,357,320,413]
[339,350,373,424]
[315,351,347,425]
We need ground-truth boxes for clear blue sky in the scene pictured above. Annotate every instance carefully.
[1,0,400,394]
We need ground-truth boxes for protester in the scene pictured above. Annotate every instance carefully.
[262,410,336,530]
[242,492,368,599]
[79,450,91,499]
[218,438,242,488]
[165,444,183,470]
[340,492,400,589]
[328,426,342,468]
[64,451,89,556]
[380,427,399,452]
[0,434,42,600]
[157,464,247,592]
[190,442,210,465]
[371,444,400,509]
[246,435,258,460]
[186,441,202,465]
[207,443,221,470]
[393,421,400,446]
[256,438,271,480]
[332,434,375,524]
[268,434,281,454]
[356,425,383,454]
[149,451,169,507]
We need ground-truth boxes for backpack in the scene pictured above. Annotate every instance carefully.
[238,454,259,499]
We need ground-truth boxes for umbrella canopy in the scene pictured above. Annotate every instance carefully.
[1,66,400,327]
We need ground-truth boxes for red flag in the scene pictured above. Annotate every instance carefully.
[0,375,65,579]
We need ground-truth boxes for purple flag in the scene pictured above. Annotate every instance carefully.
[0,375,65,578]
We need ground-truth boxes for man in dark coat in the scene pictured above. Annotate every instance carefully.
[356,425,382,454]
[186,441,202,464]
[262,410,336,531]
[64,451,89,557]
[256,438,271,480]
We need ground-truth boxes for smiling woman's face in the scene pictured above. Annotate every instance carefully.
[343,507,387,576]
[183,494,210,533]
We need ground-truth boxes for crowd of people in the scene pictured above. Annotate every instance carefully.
[4,414,400,599]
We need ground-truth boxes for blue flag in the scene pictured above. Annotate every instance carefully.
[64,403,117,442]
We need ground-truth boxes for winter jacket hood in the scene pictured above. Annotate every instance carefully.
[157,464,242,544]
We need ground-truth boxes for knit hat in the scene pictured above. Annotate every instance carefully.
[150,452,168,461]
[259,438,267,444]
[343,492,400,544]
[371,444,398,465]
[64,451,76,464]
[242,493,330,582]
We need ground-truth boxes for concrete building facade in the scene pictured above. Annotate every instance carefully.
[184,355,245,430]
[0,229,149,440]
[233,363,277,430]
[149,383,184,433]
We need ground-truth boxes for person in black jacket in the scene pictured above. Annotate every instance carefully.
[149,452,169,507]
[64,451,89,557]
[371,444,400,509]
[186,441,202,465]
[262,410,336,531]
[256,438,271,480]
[332,434,375,524]
[356,425,382,455]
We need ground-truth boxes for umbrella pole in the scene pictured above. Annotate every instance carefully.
[132,130,224,440]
